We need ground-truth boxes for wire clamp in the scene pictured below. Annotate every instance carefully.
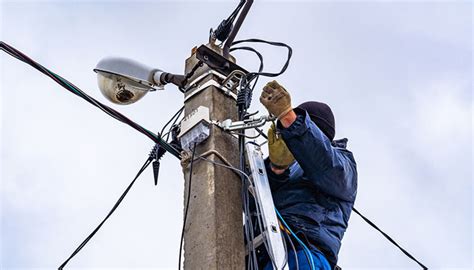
[217,114,275,132]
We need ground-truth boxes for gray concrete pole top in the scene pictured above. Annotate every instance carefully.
[180,43,245,270]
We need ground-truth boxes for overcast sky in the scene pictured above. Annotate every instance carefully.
[1,0,472,269]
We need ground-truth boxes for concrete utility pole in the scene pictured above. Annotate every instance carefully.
[181,43,245,269]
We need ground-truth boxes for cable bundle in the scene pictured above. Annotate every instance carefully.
[228,38,293,270]
[231,38,292,113]
[214,0,246,42]
[226,37,428,270]
[2,3,428,267]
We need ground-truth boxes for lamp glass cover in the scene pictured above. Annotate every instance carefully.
[97,72,151,105]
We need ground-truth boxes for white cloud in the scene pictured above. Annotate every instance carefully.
[411,75,471,147]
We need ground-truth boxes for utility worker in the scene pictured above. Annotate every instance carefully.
[259,81,358,270]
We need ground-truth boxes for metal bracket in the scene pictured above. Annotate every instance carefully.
[217,115,275,132]
[222,69,246,92]
[183,69,243,102]
[185,69,227,89]
[195,44,248,76]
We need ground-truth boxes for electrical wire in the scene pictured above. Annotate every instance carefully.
[179,61,203,92]
[196,156,258,269]
[254,193,288,270]
[190,151,286,270]
[276,209,315,270]
[197,155,288,270]
[0,41,181,158]
[284,231,299,270]
[254,128,268,140]
[232,38,292,78]
[59,107,179,269]
[58,157,152,269]
[161,106,184,144]
[0,42,191,267]
[197,157,249,186]
[160,106,184,138]
[229,38,427,270]
[232,38,292,102]
[230,43,292,232]
[3,28,427,270]
[230,40,293,270]
[240,141,258,270]
[178,143,197,270]
[244,179,259,270]
[230,38,293,270]
[229,46,264,92]
[227,0,245,22]
[200,155,258,269]
[229,46,264,270]
[214,0,245,45]
[352,207,428,270]
[230,131,261,139]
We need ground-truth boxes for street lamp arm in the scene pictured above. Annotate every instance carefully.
[155,71,186,88]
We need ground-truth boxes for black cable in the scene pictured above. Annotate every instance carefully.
[1,42,164,149]
[228,0,245,21]
[229,47,270,267]
[254,128,268,140]
[4,30,425,270]
[229,46,265,270]
[178,143,198,270]
[165,115,183,144]
[214,0,245,43]
[0,41,181,158]
[180,61,203,92]
[197,156,258,270]
[1,42,121,122]
[240,137,258,270]
[231,39,292,112]
[230,39,426,270]
[232,38,426,270]
[230,131,261,139]
[160,108,184,148]
[0,42,183,265]
[58,157,153,269]
[352,207,428,270]
[244,180,259,270]
[160,106,184,139]
[230,46,264,94]
[230,42,280,269]
[232,38,292,82]
[230,46,264,72]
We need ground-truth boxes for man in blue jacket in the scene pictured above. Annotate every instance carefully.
[259,81,358,270]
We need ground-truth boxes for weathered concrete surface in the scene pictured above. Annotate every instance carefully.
[181,44,244,270]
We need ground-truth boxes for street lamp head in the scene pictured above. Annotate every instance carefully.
[94,57,165,105]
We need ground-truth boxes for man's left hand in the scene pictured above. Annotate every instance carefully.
[268,123,295,169]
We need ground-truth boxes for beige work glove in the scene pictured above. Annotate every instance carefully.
[268,123,295,168]
[260,80,293,120]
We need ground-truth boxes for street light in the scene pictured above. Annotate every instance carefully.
[94,57,184,105]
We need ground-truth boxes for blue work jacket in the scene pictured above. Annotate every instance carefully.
[266,108,358,267]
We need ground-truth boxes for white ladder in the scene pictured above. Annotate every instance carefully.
[245,142,288,270]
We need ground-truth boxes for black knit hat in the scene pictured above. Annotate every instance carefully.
[297,101,335,141]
